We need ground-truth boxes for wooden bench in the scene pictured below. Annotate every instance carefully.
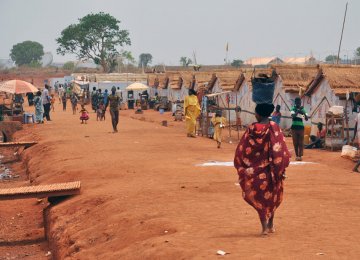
[0,141,38,149]
[0,181,81,200]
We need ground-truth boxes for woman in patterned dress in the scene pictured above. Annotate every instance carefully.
[234,103,290,235]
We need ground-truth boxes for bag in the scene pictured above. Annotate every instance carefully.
[252,77,275,104]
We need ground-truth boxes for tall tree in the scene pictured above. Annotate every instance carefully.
[56,12,131,72]
[231,59,243,68]
[180,57,192,67]
[10,41,44,66]
[138,53,152,68]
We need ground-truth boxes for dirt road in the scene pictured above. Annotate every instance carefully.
[3,104,360,259]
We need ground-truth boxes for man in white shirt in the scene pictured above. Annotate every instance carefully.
[42,85,51,121]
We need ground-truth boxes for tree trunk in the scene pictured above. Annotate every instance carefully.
[101,59,108,73]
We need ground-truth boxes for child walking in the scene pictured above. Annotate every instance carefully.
[62,93,67,111]
[50,93,56,112]
[211,111,227,148]
[79,105,89,124]
[97,102,105,121]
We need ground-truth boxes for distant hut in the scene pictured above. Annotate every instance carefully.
[167,72,182,102]
[147,73,159,98]
[244,57,283,67]
[157,74,168,97]
[283,56,318,65]
[305,65,360,134]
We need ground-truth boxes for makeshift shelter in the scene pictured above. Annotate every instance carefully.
[147,73,159,98]
[305,65,360,134]
[157,74,168,97]
[167,72,182,102]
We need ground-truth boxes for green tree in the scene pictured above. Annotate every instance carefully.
[231,59,243,68]
[325,55,339,63]
[63,61,75,70]
[355,47,360,58]
[138,53,152,68]
[10,41,44,66]
[180,57,192,67]
[56,12,131,72]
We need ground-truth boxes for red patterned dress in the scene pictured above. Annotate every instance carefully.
[234,121,290,222]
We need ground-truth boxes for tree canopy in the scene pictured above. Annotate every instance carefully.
[56,12,131,72]
[10,41,44,66]
[139,53,153,68]
[180,57,192,67]
[231,59,243,68]
[325,55,339,63]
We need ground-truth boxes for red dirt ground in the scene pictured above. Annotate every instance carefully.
[1,103,360,259]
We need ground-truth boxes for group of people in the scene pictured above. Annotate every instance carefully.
[90,87,120,132]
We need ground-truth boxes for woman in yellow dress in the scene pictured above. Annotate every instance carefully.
[184,89,201,137]
[211,110,227,148]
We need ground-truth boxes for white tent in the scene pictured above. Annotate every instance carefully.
[126,82,149,91]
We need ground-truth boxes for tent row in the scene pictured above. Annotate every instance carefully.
[147,65,360,134]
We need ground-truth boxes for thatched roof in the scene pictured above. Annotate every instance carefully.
[148,74,158,86]
[306,65,360,96]
[210,71,243,91]
[272,64,319,93]
[179,72,194,88]
[166,72,182,89]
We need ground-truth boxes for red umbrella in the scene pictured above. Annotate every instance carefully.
[0,80,39,94]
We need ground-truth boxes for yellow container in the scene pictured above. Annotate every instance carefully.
[304,125,311,136]
[304,134,310,145]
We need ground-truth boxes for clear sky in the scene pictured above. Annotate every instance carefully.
[0,0,358,65]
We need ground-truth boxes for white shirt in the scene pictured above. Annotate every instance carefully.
[42,88,50,104]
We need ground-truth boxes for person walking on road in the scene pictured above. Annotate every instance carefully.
[106,86,120,133]
[33,91,43,124]
[234,103,290,235]
[184,89,201,138]
[291,97,308,161]
[42,84,51,121]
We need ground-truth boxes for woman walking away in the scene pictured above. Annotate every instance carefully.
[33,91,44,124]
[184,89,201,137]
[79,105,89,124]
[62,93,67,111]
[291,97,308,161]
[211,110,227,148]
[234,103,290,235]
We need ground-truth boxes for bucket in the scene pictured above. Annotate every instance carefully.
[252,77,275,104]
[159,108,164,114]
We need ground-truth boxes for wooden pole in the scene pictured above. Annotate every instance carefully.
[337,2,348,64]
[236,93,240,140]
[227,94,231,138]
[345,91,350,144]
